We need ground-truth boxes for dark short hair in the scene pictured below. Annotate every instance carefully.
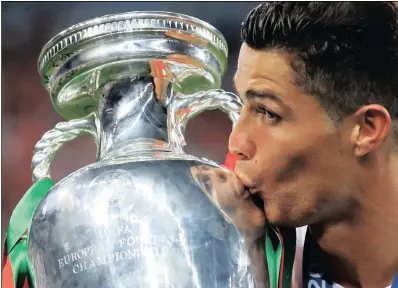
[241,2,398,124]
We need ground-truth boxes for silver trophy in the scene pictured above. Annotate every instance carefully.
[28,11,254,287]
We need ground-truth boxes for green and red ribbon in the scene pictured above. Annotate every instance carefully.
[2,178,54,288]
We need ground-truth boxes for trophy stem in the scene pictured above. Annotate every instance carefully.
[98,76,171,159]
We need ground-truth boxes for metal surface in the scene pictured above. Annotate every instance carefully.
[169,89,242,154]
[29,11,254,288]
[29,159,254,288]
[37,11,228,120]
[31,113,100,182]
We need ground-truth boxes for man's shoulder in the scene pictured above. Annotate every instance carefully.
[291,227,392,288]
[292,226,346,288]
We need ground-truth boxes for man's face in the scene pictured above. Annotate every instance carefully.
[230,43,359,227]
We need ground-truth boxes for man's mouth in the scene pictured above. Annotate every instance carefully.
[247,187,261,195]
[236,174,265,206]
[242,185,264,211]
[240,180,261,195]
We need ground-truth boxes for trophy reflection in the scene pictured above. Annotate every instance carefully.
[191,165,269,288]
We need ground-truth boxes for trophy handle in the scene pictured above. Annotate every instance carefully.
[168,89,242,153]
[31,112,100,183]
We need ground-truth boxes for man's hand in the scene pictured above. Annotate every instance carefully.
[190,165,268,287]
[190,165,265,241]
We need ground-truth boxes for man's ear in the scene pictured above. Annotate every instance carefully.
[350,104,391,157]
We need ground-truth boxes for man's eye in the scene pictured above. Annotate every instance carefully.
[254,106,281,120]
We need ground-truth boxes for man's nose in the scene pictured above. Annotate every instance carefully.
[228,117,255,161]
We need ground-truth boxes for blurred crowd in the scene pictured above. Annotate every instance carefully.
[1,2,258,244]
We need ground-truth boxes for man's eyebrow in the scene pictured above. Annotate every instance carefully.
[246,89,285,106]
[232,81,287,109]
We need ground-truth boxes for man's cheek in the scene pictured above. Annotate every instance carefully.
[274,153,308,183]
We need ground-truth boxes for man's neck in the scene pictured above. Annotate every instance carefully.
[309,157,398,287]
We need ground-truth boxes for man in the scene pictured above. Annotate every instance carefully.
[203,2,398,287]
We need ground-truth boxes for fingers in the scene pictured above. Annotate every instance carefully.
[190,165,248,209]
[190,165,266,241]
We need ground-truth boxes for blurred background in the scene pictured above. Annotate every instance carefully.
[1,2,258,244]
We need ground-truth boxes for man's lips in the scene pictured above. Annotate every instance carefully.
[236,174,260,194]
[242,184,263,199]
[239,178,262,195]
[247,187,262,195]
[242,185,265,211]
[233,169,263,197]
[236,176,265,210]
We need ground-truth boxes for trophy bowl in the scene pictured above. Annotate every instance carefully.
[28,11,253,288]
